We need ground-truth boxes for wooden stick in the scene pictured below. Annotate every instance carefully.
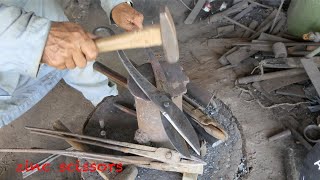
[237,69,306,84]
[247,0,273,9]
[184,0,206,24]
[269,0,285,33]
[0,148,150,164]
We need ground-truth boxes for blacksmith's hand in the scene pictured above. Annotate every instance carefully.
[112,3,144,31]
[41,22,98,70]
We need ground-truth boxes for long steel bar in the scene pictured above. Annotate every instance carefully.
[25,126,156,151]
[0,149,151,164]
[28,129,184,165]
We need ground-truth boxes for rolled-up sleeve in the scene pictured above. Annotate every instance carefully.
[0,4,51,78]
[100,0,132,22]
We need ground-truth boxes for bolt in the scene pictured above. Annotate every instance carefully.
[163,101,170,108]
[100,130,106,137]
[165,151,172,159]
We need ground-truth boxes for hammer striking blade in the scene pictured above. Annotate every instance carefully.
[95,7,179,64]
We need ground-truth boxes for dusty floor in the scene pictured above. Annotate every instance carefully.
[0,0,302,179]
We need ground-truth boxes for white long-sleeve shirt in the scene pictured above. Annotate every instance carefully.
[0,0,127,126]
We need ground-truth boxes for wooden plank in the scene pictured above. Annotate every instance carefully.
[209,1,248,22]
[226,47,257,65]
[207,38,249,48]
[276,85,306,98]
[184,0,206,24]
[218,47,238,65]
[183,173,198,180]
[237,69,306,84]
[257,74,309,93]
[242,20,259,38]
[250,20,274,39]
[261,57,320,69]
[300,58,320,96]
[182,100,228,140]
[257,32,293,42]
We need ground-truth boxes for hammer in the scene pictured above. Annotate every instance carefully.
[95,7,178,63]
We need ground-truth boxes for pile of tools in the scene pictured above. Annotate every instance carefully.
[196,0,320,112]
[192,0,320,177]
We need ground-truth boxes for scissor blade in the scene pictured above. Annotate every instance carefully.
[117,50,200,155]
[161,114,191,158]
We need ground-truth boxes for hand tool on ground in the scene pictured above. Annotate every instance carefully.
[304,125,320,143]
[93,7,201,156]
[53,120,110,180]
[8,126,205,174]
[113,102,136,117]
[94,6,178,64]
[260,57,320,69]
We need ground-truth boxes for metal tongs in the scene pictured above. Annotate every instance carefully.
[0,127,205,174]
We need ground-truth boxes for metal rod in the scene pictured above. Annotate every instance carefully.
[0,149,150,164]
[28,130,165,163]
[93,61,128,88]
[222,15,256,33]
[30,131,137,155]
[22,147,73,179]
[25,127,156,152]
[113,102,137,117]
[268,129,291,142]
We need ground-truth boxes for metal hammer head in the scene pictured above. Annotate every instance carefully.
[160,7,179,64]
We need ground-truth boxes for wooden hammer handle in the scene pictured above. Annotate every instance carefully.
[95,25,162,53]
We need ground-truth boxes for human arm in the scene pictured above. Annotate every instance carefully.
[0,4,50,77]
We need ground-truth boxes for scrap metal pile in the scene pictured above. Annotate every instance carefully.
[191,0,320,111]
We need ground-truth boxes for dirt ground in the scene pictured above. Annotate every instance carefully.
[0,0,302,179]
